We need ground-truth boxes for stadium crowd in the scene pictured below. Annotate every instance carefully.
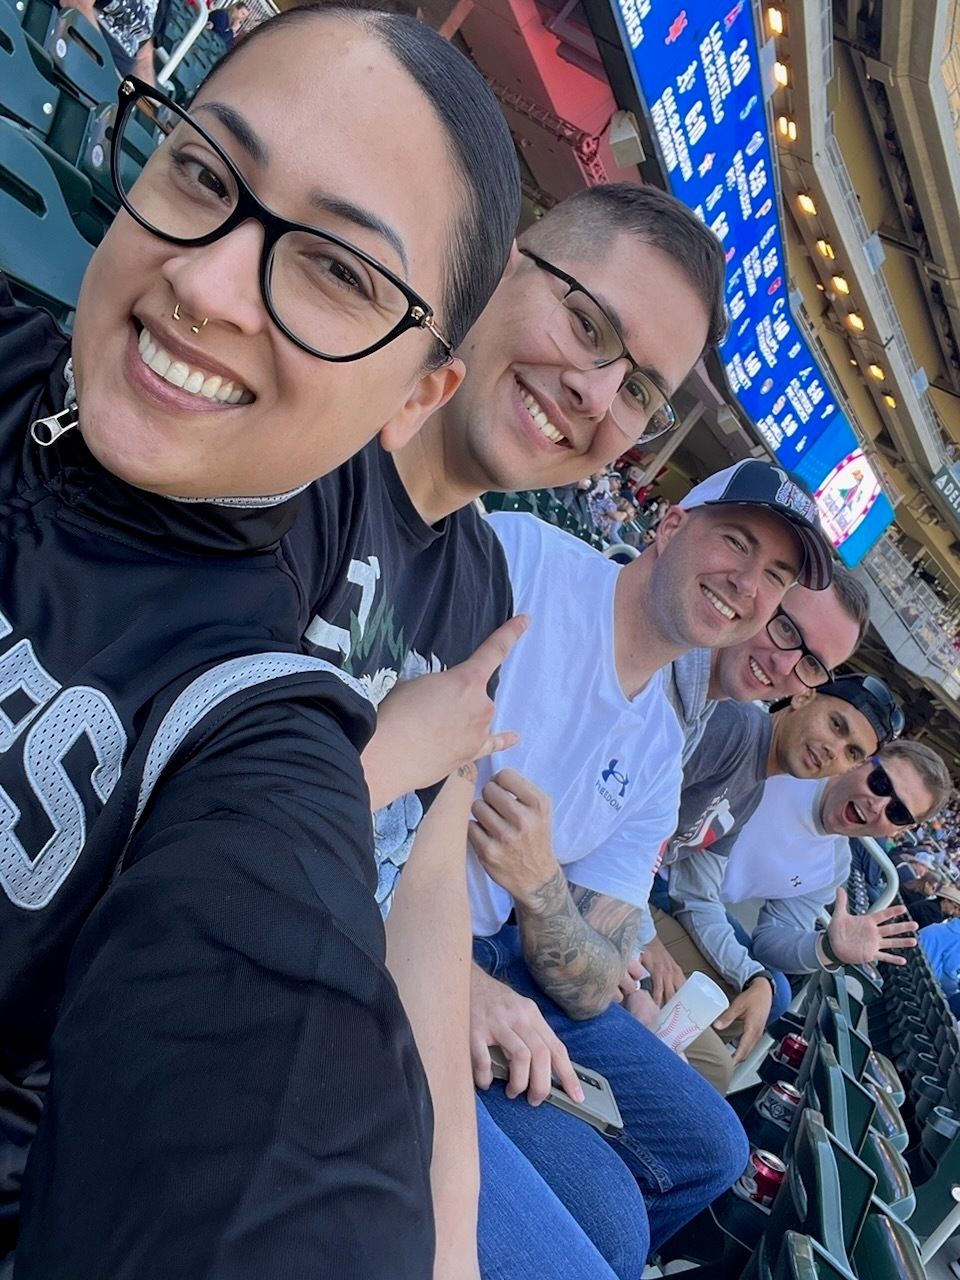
[0,4,957,1278]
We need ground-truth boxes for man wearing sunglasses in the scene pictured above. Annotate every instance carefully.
[648,739,951,1091]
[643,674,904,1088]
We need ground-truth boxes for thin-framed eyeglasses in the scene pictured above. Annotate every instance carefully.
[867,757,916,827]
[111,77,452,362]
[766,606,832,688]
[518,249,679,445]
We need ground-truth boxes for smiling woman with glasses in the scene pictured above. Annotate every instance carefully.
[0,7,524,1277]
[114,78,453,362]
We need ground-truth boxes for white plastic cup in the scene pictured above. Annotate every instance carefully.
[653,972,730,1054]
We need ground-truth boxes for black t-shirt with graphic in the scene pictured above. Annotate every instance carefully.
[285,442,514,910]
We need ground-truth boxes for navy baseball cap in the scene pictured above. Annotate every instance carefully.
[818,674,905,746]
[679,459,834,590]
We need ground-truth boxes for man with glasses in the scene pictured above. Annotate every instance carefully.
[645,673,904,1088]
[652,740,951,1088]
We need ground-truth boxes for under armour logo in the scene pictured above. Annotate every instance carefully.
[791,875,802,887]
[602,759,629,798]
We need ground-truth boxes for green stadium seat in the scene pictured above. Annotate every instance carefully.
[44,8,119,108]
[851,1210,924,1280]
[767,1231,855,1280]
[0,1,118,229]
[0,115,93,319]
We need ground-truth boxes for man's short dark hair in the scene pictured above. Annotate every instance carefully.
[880,739,953,820]
[203,4,521,360]
[830,565,870,648]
[519,183,728,353]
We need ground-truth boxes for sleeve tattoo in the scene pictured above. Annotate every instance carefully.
[515,872,643,1019]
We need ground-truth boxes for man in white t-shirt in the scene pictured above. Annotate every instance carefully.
[660,740,951,1088]
[466,457,834,1251]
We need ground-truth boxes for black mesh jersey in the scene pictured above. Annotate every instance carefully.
[0,280,433,1279]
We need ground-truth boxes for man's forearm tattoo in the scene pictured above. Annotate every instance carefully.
[516,871,642,1019]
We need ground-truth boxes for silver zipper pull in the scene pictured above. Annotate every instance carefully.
[30,409,79,447]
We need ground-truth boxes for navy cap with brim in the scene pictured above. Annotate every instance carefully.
[679,459,834,590]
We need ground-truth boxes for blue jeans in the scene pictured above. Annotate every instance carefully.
[474,928,748,1255]
[477,1100,646,1279]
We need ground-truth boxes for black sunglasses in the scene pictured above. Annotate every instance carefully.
[111,77,452,363]
[867,757,916,827]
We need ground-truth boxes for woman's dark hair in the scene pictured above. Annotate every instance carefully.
[202,3,520,358]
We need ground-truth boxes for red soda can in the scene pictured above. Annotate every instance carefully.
[756,1080,803,1130]
[733,1149,786,1209]
[774,1033,809,1069]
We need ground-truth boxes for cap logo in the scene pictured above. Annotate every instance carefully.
[775,478,817,523]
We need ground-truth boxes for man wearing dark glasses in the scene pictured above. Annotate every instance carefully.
[645,674,904,1086]
[650,735,951,1091]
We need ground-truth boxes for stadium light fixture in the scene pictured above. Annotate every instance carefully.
[798,193,817,215]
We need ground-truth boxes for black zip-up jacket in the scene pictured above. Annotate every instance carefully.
[0,281,433,1279]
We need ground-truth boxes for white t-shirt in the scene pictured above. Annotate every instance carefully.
[720,774,846,903]
[467,513,684,937]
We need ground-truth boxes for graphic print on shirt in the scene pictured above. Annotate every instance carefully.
[305,555,444,911]
[0,608,127,910]
[666,788,735,865]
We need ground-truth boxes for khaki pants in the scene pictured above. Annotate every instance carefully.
[651,907,739,1094]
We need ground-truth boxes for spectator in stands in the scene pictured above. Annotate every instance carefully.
[849,836,887,904]
[651,741,951,1090]
[369,181,728,1276]
[906,875,957,926]
[207,0,249,45]
[2,8,522,1276]
[464,460,834,1265]
[919,901,960,1015]
[61,0,171,82]
[293,178,734,1279]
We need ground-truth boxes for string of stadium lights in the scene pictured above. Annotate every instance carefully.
[765,3,899,416]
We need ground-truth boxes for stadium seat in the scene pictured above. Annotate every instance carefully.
[43,8,119,108]
[0,115,93,319]
[851,1210,925,1279]
[765,1231,855,1280]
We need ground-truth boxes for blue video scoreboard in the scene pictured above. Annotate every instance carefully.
[610,0,894,566]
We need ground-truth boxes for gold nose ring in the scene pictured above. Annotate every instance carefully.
[190,317,209,335]
[172,303,182,321]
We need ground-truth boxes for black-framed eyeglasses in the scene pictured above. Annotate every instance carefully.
[111,78,452,362]
[867,756,916,828]
[518,249,679,445]
[766,606,832,688]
